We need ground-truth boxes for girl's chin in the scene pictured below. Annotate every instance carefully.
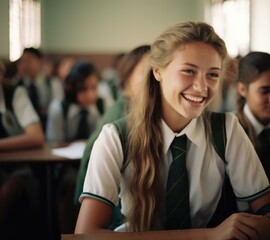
[179,109,204,120]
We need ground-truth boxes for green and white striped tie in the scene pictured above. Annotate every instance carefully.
[165,134,191,229]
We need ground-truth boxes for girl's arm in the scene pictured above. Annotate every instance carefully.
[75,198,113,233]
[250,191,270,217]
[75,198,268,239]
[0,122,44,151]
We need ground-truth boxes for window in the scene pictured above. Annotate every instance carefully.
[9,0,41,61]
[211,0,250,57]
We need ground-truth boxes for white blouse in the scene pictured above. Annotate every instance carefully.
[81,112,270,229]
[0,85,40,135]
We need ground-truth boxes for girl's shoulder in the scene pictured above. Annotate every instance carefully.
[224,112,238,123]
[223,112,242,131]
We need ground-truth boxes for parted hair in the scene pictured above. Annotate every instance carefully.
[125,21,228,231]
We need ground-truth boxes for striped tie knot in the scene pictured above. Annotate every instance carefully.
[170,137,186,161]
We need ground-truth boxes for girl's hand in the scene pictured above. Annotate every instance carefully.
[208,213,270,240]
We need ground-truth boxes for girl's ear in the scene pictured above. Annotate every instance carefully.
[237,82,247,97]
[152,66,162,81]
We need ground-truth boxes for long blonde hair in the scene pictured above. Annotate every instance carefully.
[125,21,228,231]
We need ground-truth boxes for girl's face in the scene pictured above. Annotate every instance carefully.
[153,41,222,132]
[238,70,270,126]
[77,74,99,107]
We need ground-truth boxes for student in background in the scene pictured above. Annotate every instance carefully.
[15,47,64,130]
[46,60,104,233]
[0,59,45,239]
[46,60,102,142]
[75,21,270,239]
[74,45,151,205]
[237,51,270,180]
[0,60,44,150]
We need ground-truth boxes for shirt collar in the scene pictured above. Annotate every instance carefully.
[161,116,204,154]
[244,104,270,136]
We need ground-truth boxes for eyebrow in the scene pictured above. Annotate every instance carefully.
[181,63,221,71]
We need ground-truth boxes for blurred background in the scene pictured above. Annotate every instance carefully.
[0,0,270,70]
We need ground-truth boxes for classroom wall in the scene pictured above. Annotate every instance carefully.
[3,0,269,62]
[41,0,209,54]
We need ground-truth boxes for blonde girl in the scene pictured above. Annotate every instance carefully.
[76,21,270,239]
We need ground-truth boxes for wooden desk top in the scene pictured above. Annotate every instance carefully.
[61,230,197,240]
[0,143,80,163]
[61,231,180,240]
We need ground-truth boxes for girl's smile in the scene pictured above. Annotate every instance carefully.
[153,41,222,132]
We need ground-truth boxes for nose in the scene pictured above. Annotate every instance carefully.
[193,74,207,92]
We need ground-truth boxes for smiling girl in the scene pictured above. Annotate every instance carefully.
[75,21,270,239]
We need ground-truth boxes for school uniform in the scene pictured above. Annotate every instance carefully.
[0,84,40,183]
[36,73,63,108]
[242,104,270,179]
[16,72,63,110]
[46,98,102,233]
[15,72,63,130]
[46,99,101,142]
[0,85,42,238]
[74,96,129,204]
[80,112,270,231]
[0,85,40,137]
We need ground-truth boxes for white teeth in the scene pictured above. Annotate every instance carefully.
[183,94,203,102]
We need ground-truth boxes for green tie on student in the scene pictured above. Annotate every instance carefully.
[76,109,90,140]
[166,134,191,230]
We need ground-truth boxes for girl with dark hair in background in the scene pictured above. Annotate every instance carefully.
[237,51,270,180]
[46,60,104,232]
[46,60,102,142]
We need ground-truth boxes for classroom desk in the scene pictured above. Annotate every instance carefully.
[0,143,81,240]
[61,231,194,240]
[0,142,80,163]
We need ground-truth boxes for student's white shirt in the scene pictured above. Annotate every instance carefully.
[46,99,101,142]
[244,104,270,136]
[98,81,115,110]
[21,72,64,108]
[0,85,40,135]
[81,112,270,230]
[36,72,64,108]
